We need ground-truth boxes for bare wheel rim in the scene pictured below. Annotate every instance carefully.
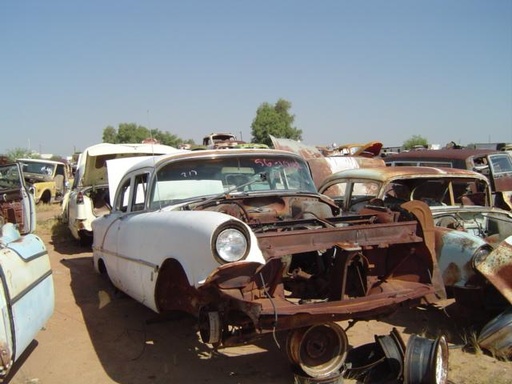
[287,322,348,378]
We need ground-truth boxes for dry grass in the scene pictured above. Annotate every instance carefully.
[34,204,72,241]
[460,330,483,356]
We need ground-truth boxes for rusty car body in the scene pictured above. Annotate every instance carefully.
[384,148,512,211]
[270,136,385,189]
[0,163,54,378]
[318,166,512,309]
[200,133,269,150]
[91,148,445,378]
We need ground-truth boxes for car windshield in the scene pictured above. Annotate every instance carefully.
[150,154,316,207]
[20,161,56,176]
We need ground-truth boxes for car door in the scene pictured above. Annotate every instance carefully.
[111,172,156,304]
[0,163,36,234]
[487,153,512,210]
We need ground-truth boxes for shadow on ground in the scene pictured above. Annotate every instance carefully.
[60,256,293,384]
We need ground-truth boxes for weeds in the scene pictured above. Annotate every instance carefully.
[460,330,483,356]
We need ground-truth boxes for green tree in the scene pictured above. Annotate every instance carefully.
[117,123,150,143]
[102,126,118,143]
[403,135,428,150]
[251,99,302,147]
[6,147,40,162]
[102,123,195,147]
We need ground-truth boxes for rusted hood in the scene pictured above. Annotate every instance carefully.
[270,136,385,188]
[475,236,512,304]
[270,135,324,159]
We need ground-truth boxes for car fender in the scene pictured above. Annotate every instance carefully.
[474,235,512,304]
[92,210,265,310]
[0,224,54,377]
[434,227,489,287]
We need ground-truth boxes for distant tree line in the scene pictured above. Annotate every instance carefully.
[4,148,73,163]
[102,98,303,149]
[102,123,195,148]
[7,98,469,160]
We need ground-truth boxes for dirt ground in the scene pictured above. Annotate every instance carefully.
[6,204,512,384]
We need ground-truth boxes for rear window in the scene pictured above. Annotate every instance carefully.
[387,160,453,168]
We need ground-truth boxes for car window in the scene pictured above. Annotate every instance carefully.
[131,173,148,212]
[411,180,452,206]
[489,154,512,176]
[0,164,23,189]
[348,181,381,211]
[419,161,452,168]
[113,173,150,213]
[383,182,411,202]
[115,178,132,212]
[321,182,348,208]
[387,160,453,168]
[22,161,56,176]
[150,155,316,207]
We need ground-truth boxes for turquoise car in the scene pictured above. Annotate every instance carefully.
[0,163,54,378]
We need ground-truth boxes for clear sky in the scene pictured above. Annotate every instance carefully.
[1,0,511,156]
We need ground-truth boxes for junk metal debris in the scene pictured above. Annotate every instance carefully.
[478,306,512,360]
[342,329,449,384]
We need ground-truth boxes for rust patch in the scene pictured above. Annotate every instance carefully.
[442,262,461,286]
[475,238,512,304]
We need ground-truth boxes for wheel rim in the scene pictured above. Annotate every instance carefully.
[287,322,348,378]
[404,334,449,384]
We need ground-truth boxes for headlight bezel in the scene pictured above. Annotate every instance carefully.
[471,244,493,269]
[212,220,251,264]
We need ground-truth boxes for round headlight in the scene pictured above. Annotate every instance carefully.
[472,245,492,268]
[215,228,248,263]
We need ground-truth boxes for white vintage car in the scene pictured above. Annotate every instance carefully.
[62,143,179,245]
[92,148,449,378]
[0,162,54,378]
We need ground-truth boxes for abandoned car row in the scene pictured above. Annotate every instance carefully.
[1,139,511,382]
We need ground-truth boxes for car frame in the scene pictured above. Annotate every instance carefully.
[92,148,447,378]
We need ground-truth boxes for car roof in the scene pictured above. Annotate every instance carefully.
[106,149,308,204]
[122,148,301,172]
[320,166,490,185]
[17,158,65,165]
[78,143,179,158]
[384,148,503,162]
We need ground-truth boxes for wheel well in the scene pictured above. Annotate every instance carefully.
[41,189,52,203]
[97,258,107,274]
[155,259,197,314]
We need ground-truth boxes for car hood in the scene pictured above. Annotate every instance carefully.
[76,143,179,188]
